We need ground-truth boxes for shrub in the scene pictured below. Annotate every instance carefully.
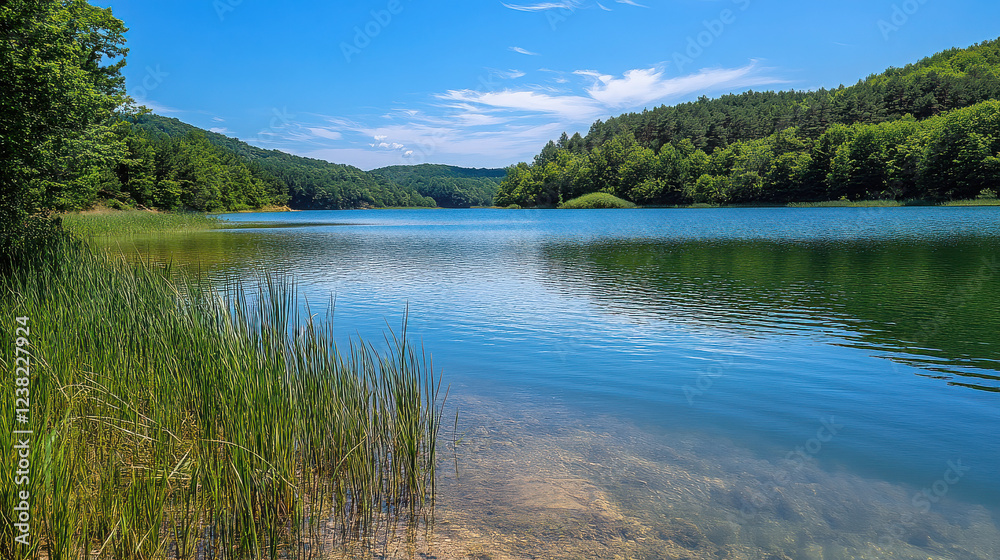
[559,193,637,209]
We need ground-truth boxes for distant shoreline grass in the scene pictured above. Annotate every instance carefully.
[555,197,1000,210]
[62,209,226,237]
[785,198,1000,208]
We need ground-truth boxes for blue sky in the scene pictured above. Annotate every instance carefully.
[98,0,1000,170]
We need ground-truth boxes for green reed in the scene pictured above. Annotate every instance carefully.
[1,238,444,559]
[61,211,226,238]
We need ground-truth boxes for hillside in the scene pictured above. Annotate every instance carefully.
[369,164,505,208]
[130,115,434,209]
[498,37,1000,207]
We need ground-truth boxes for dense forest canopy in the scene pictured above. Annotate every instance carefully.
[369,164,505,208]
[1,0,129,248]
[497,37,1000,207]
[129,115,436,210]
[104,114,510,212]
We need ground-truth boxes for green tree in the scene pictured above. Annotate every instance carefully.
[1,0,129,242]
[918,100,1000,199]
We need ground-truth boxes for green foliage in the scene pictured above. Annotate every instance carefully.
[1,239,444,557]
[0,0,129,235]
[62,210,225,238]
[559,192,637,209]
[369,164,505,207]
[131,115,437,210]
[499,38,1000,207]
[108,125,289,212]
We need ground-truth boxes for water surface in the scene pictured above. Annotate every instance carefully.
[105,207,1000,559]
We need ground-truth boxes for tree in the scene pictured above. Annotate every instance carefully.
[918,100,1000,199]
[1,0,129,242]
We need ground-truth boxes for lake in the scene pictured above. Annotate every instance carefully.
[106,207,1000,559]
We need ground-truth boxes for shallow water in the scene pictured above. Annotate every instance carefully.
[101,207,1000,559]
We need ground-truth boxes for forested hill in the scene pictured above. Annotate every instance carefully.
[497,37,1000,207]
[130,115,434,210]
[369,164,505,208]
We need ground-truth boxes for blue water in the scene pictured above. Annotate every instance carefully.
[203,207,1000,557]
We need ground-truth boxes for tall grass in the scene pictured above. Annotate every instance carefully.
[1,238,444,559]
[785,199,907,208]
[61,211,226,238]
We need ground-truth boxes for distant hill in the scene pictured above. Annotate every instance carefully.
[497,37,1000,207]
[130,115,434,210]
[369,164,505,208]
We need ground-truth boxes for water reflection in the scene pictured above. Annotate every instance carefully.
[538,237,1000,393]
[89,207,1000,559]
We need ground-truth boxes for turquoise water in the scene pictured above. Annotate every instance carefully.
[155,207,999,558]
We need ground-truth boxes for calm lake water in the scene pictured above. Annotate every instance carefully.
[107,207,1000,559]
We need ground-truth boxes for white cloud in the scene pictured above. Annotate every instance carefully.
[583,63,780,108]
[510,46,540,56]
[307,127,343,140]
[136,100,181,114]
[250,62,785,169]
[371,142,406,150]
[212,116,225,122]
[456,112,510,126]
[502,0,643,12]
[573,69,603,79]
[209,127,233,134]
[501,1,581,11]
[440,62,781,119]
[439,89,603,120]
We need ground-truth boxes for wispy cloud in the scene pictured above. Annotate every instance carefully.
[209,127,233,135]
[501,1,581,11]
[136,99,182,114]
[501,0,645,12]
[439,89,601,120]
[583,63,778,108]
[510,46,540,56]
[251,62,784,169]
[446,62,779,117]
[307,127,343,140]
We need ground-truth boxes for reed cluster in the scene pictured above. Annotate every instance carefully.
[1,238,444,559]
[61,211,227,238]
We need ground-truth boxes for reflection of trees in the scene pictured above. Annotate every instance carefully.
[540,238,1000,392]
